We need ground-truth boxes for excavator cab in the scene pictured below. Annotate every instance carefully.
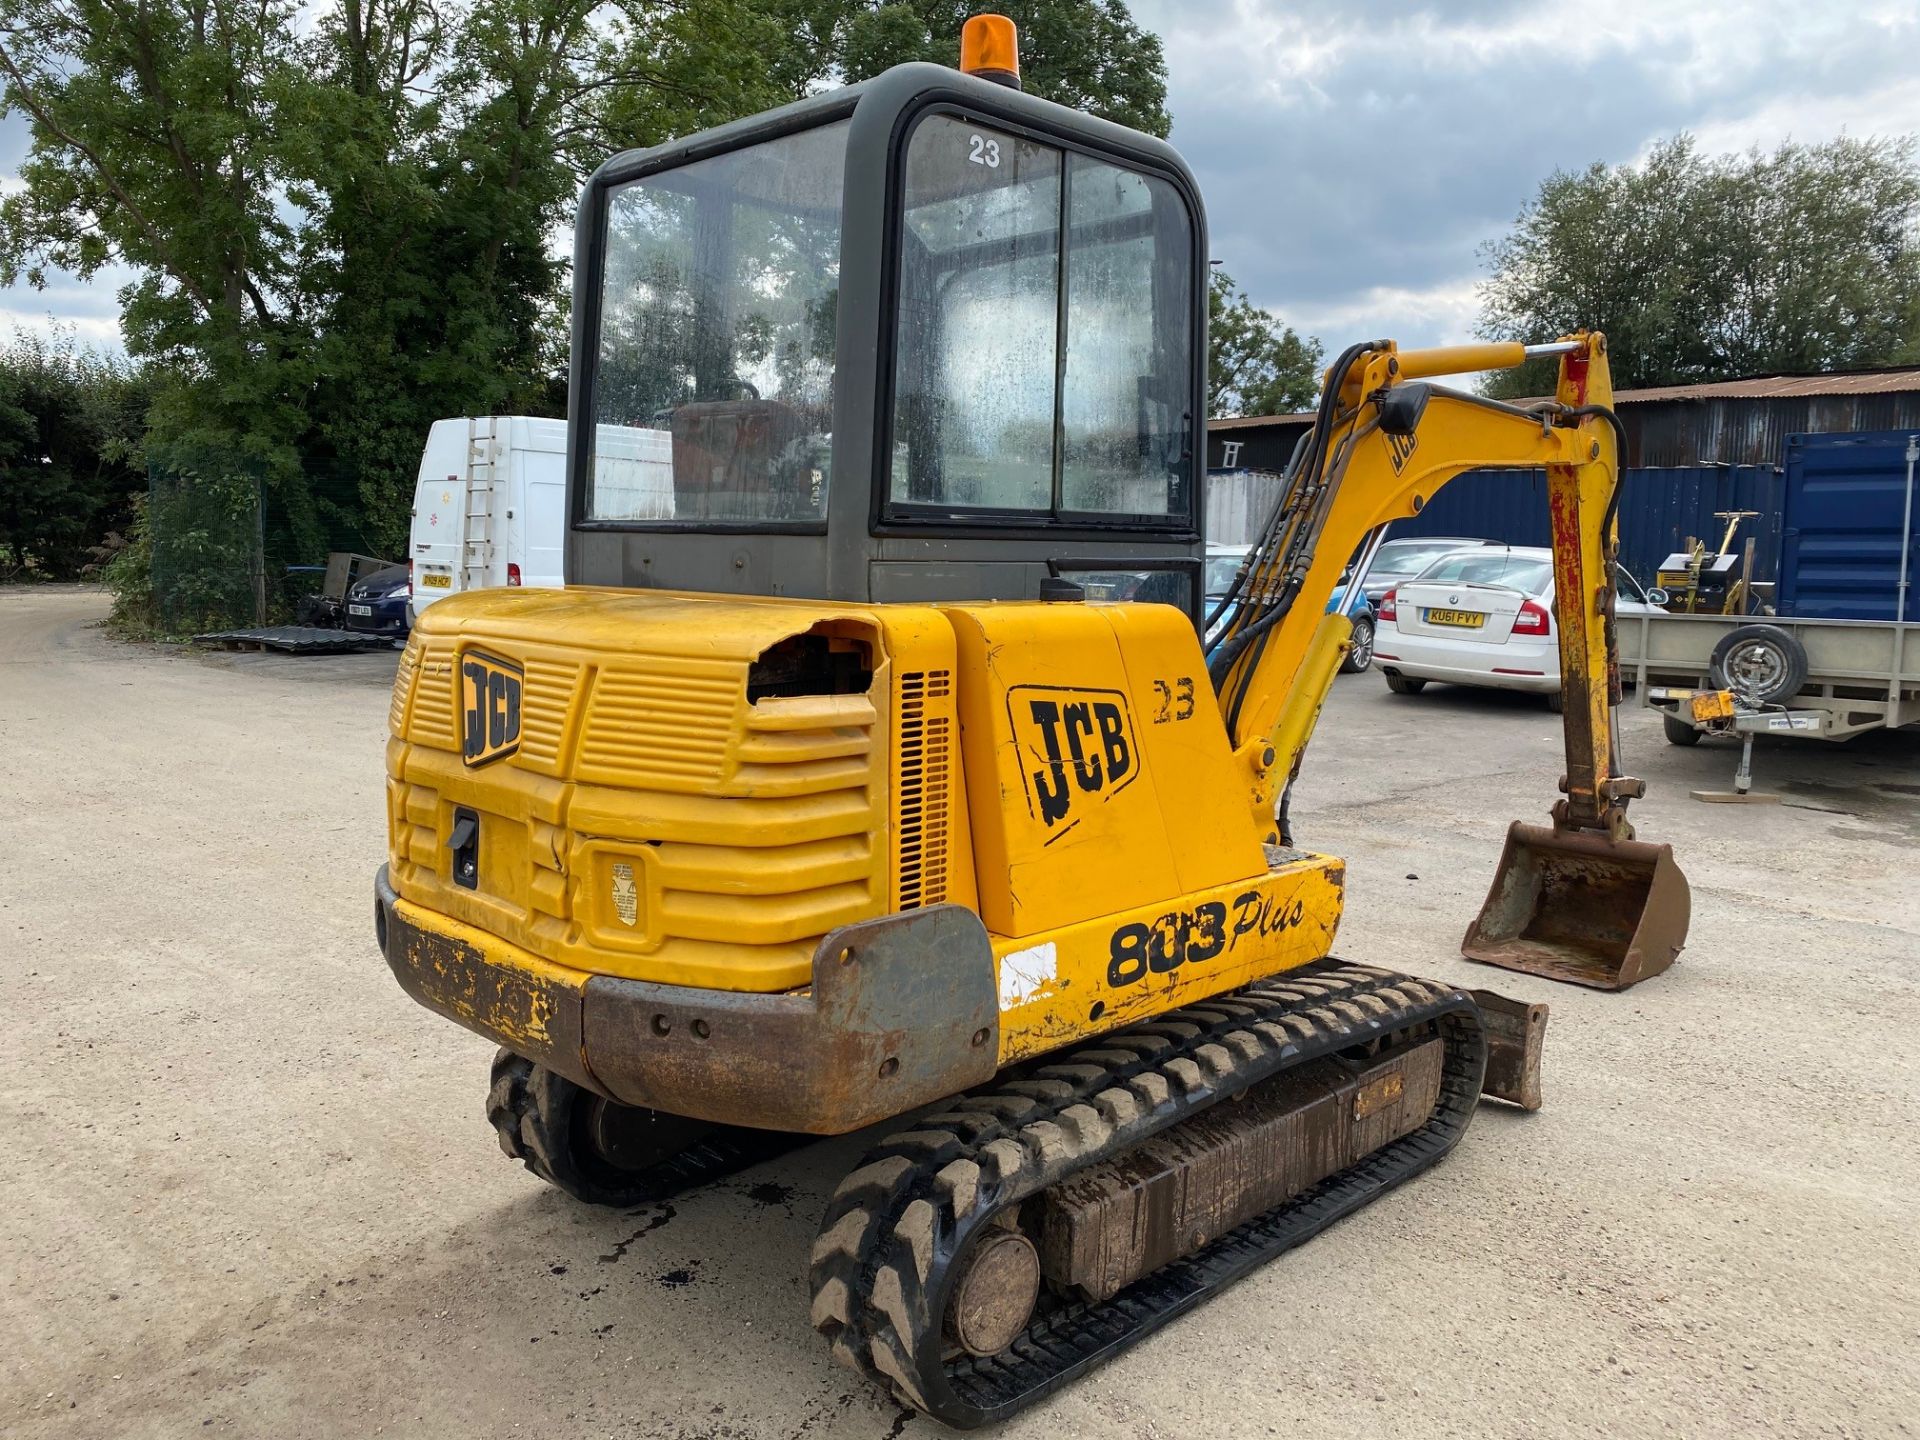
[567,59,1207,611]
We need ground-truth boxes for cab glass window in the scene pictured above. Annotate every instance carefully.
[1059,159,1192,516]
[587,121,848,525]
[888,113,1195,524]
[891,118,1060,511]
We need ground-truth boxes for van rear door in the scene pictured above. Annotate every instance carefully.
[410,418,471,612]
[506,417,568,588]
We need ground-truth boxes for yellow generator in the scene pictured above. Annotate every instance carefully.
[373,17,1690,1426]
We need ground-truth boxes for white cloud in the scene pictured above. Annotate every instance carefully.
[1682,72,1920,159]
[1287,278,1483,354]
[1,305,122,347]
[1136,0,1920,357]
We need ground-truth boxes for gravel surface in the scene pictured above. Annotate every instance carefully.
[5,584,1917,1440]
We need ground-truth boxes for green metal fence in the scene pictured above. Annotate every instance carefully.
[146,457,396,634]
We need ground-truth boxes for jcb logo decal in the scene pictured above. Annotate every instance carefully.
[460,651,522,766]
[1008,685,1137,841]
[1387,429,1417,475]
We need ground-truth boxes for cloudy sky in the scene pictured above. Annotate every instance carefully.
[1132,0,1920,352]
[5,0,1920,353]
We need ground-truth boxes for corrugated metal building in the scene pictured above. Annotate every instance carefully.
[1204,366,1920,586]
[1205,365,1920,471]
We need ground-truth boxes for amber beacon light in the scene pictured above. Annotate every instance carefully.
[960,13,1021,88]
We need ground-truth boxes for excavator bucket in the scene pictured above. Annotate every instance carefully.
[1462,822,1690,990]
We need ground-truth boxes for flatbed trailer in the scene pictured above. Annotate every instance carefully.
[1617,612,1920,741]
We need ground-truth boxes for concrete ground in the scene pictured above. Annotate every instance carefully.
[4,583,1917,1440]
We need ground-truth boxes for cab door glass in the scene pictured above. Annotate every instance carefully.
[888,112,1196,526]
[891,116,1061,511]
[1059,158,1192,518]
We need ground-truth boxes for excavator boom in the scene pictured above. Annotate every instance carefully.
[1206,332,1690,988]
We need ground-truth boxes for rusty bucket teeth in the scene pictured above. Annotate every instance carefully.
[1462,821,1691,991]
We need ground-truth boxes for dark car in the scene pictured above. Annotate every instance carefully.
[344,563,412,641]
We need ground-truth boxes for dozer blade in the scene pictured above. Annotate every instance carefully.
[1462,821,1690,990]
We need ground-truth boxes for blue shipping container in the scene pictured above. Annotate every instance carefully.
[1387,464,1783,589]
[1777,431,1920,621]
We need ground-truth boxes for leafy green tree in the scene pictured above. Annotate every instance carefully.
[0,331,151,579]
[595,1,842,147]
[828,0,1169,136]
[1478,135,1920,397]
[2,0,1186,606]
[0,0,326,621]
[1208,268,1322,418]
[0,0,606,564]
[289,0,601,550]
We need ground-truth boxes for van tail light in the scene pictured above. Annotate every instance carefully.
[507,563,522,586]
[1377,587,1398,623]
[1513,598,1551,635]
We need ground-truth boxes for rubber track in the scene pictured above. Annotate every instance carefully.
[487,1049,796,1207]
[808,960,1488,1428]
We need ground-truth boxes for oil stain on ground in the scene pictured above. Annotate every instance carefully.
[656,1263,699,1289]
[597,1203,676,1264]
[1782,778,1920,841]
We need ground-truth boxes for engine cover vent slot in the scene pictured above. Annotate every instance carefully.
[896,669,953,910]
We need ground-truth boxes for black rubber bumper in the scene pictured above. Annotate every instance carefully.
[374,866,1000,1134]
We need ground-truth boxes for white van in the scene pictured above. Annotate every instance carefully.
[409,417,676,616]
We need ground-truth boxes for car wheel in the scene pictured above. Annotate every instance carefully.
[1340,615,1375,674]
[1545,690,1563,713]
[1663,712,1704,746]
[1384,671,1426,695]
[1709,624,1809,706]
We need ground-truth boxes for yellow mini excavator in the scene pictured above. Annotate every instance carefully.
[373,16,1691,1426]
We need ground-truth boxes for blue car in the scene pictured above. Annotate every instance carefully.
[345,563,412,642]
[1205,544,1375,673]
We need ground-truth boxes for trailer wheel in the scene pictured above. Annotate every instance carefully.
[1662,712,1704,746]
[1709,624,1808,706]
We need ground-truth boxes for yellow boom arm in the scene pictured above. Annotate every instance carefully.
[1216,334,1631,836]
[1211,333,1689,988]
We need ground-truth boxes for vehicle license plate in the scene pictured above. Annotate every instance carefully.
[349,604,373,617]
[421,573,452,589]
[1425,608,1485,628]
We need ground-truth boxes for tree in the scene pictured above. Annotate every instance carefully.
[1478,135,1920,397]
[289,0,605,550]
[1,0,1184,614]
[1208,268,1322,418]
[829,0,1169,136]
[0,331,151,579]
[0,0,313,470]
[0,0,619,568]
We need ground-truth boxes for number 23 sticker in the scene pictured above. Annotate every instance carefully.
[967,133,1001,168]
